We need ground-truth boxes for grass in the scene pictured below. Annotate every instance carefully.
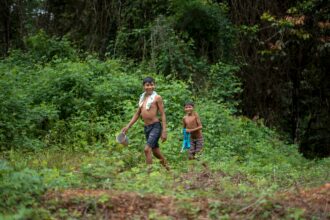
[1,146,329,219]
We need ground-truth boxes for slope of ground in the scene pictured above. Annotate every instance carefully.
[43,183,330,219]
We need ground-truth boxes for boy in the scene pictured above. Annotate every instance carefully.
[183,101,203,159]
[122,77,169,170]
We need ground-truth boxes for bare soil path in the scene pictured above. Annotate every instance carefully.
[44,183,330,219]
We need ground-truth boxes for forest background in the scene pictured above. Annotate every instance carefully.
[0,0,329,219]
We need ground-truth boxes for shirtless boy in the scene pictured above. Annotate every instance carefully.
[122,77,169,170]
[183,101,203,159]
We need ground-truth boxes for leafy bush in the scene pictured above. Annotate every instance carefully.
[206,62,242,111]
[150,16,209,82]
[172,0,236,62]
[24,30,78,62]
[200,100,304,176]
[0,45,192,150]
[0,79,30,149]
[0,160,45,213]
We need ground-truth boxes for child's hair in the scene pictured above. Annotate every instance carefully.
[184,101,194,107]
[143,77,155,85]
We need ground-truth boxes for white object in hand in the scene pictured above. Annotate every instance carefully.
[116,132,129,146]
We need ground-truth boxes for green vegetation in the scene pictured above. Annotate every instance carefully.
[2,0,329,157]
[0,0,329,219]
[1,35,329,219]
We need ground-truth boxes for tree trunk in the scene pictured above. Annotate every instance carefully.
[0,0,11,56]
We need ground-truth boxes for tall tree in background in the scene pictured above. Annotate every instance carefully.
[228,0,330,157]
[0,0,46,56]
[0,0,11,55]
[42,0,120,54]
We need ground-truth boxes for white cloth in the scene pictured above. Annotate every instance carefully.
[139,91,157,110]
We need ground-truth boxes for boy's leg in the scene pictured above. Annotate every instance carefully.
[144,145,153,164]
[194,138,204,157]
[188,140,196,160]
[152,148,169,170]
[188,153,195,160]
[144,124,154,165]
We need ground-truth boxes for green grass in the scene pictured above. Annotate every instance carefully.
[1,144,329,219]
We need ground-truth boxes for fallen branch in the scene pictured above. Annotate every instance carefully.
[237,196,265,213]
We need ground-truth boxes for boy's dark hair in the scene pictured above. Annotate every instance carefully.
[143,77,155,85]
[184,101,194,107]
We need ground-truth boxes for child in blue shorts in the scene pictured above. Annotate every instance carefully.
[122,77,169,170]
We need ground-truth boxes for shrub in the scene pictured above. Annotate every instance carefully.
[24,30,78,62]
[207,62,242,112]
[0,160,45,213]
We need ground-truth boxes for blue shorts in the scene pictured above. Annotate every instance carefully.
[144,122,162,148]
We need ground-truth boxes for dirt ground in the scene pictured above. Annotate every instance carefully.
[276,183,330,219]
[43,183,330,219]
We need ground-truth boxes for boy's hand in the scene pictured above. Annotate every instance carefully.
[161,131,167,142]
[186,129,192,133]
[122,126,129,134]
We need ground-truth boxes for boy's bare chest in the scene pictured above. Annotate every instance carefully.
[185,116,197,126]
[140,101,158,115]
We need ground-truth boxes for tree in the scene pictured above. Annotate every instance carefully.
[232,0,330,157]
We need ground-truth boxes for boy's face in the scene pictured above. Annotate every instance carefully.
[143,82,155,95]
[184,105,194,114]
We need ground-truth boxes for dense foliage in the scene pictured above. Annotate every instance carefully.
[234,0,330,158]
[1,0,328,157]
[1,36,329,218]
[0,0,329,218]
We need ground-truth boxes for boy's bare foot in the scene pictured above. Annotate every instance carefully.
[147,165,152,174]
[164,164,170,171]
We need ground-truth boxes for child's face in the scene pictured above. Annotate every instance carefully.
[184,105,194,114]
[143,82,155,95]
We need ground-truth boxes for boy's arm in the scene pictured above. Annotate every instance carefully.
[122,107,141,134]
[156,95,167,142]
[182,117,186,128]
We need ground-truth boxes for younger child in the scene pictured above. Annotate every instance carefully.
[182,101,204,159]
